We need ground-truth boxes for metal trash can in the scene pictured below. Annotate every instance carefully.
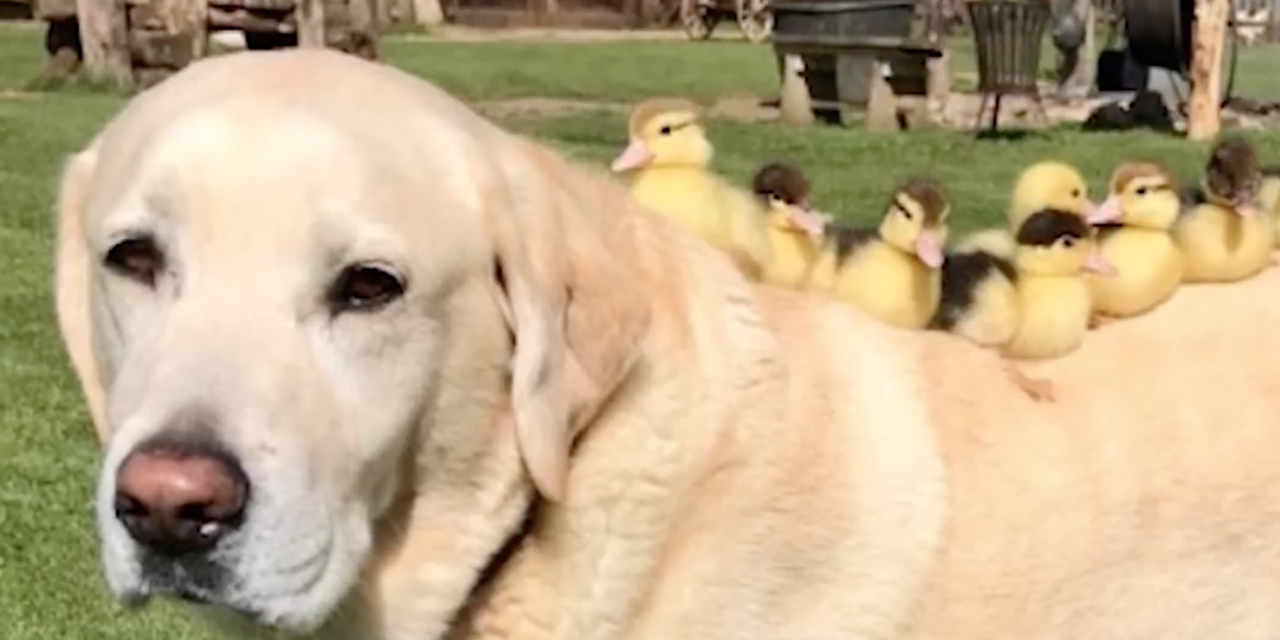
[966,0,1051,130]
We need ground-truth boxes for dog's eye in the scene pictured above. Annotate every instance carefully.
[104,235,164,287]
[330,264,404,313]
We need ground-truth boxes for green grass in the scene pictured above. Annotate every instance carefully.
[1,21,1279,640]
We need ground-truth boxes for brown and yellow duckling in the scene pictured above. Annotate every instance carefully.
[1088,161,1185,322]
[807,178,949,330]
[750,162,831,289]
[932,209,1117,402]
[1174,136,1273,283]
[610,97,772,280]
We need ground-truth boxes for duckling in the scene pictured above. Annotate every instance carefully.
[953,161,1120,257]
[932,209,1117,402]
[611,97,771,280]
[1088,161,1184,321]
[1174,136,1273,283]
[750,162,831,288]
[807,178,949,330]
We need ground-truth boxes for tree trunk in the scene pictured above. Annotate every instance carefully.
[77,0,131,86]
[1187,0,1229,141]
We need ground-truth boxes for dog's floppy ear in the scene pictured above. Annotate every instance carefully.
[489,137,651,503]
[53,147,110,443]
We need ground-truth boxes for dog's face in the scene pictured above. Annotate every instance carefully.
[54,51,648,636]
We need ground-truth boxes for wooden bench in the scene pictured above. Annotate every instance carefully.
[773,34,945,132]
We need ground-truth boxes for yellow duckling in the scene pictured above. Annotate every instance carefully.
[807,178,949,330]
[749,162,830,289]
[954,160,1120,256]
[1088,161,1184,321]
[610,97,771,280]
[932,209,1117,402]
[1174,136,1273,283]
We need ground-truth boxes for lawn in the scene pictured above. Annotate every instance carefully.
[1,21,1279,640]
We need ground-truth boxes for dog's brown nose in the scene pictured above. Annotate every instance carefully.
[114,441,249,555]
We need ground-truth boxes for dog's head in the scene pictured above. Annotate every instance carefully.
[54,50,649,635]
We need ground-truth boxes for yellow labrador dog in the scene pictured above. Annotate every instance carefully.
[55,49,1280,640]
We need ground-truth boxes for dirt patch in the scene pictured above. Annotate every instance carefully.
[707,95,778,122]
[0,89,38,101]
[476,94,779,122]
[476,97,628,119]
[398,25,742,43]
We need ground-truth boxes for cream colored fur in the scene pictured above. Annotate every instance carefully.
[56,49,1280,640]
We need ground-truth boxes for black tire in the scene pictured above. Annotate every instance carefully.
[243,31,298,50]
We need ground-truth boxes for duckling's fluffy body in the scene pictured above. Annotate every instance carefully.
[1175,202,1273,282]
[613,98,772,279]
[1090,162,1185,318]
[933,210,1113,359]
[809,179,949,329]
[1005,266,1096,359]
[930,251,1019,346]
[1175,138,1272,283]
[750,163,825,288]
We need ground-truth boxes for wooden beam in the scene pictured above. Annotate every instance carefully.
[297,0,326,48]
[1187,0,1229,141]
[76,0,132,86]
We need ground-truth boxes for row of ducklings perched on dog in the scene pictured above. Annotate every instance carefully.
[610,96,1275,401]
[751,161,1112,402]
[751,152,1247,402]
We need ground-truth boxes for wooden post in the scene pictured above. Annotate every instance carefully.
[924,0,951,115]
[1057,0,1096,100]
[778,53,815,125]
[77,0,132,86]
[297,0,326,48]
[412,0,445,26]
[1187,0,1229,141]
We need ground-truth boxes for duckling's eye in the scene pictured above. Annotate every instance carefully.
[659,125,673,136]
[1060,236,1077,248]
[899,209,914,220]
[1071,188,1082,198]
[768,193,783,203]
[1135,187,1149,196]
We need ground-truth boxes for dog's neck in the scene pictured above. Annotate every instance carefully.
[324,201,774,640]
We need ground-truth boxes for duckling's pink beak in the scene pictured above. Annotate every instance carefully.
[1233,201,1260,217]
[914,231,945,269]
[1086,196,1123,225]
[610,139,651,172]
[1083,250,1118,276]
[787,205,827,239]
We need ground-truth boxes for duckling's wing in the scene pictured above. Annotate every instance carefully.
[725,188,773,273]
[953,227,1016,258]
[825,224,879,268]
[929,251,1017,330]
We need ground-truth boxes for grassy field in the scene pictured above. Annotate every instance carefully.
[1,21,1279,640]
